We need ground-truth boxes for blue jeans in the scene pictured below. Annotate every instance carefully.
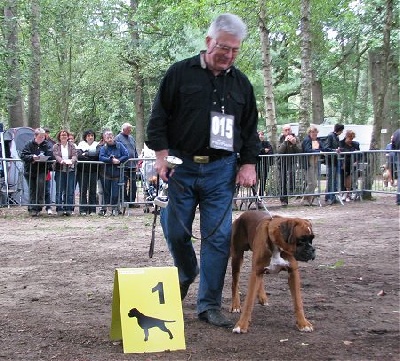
[55,170,75,212]
[103,176,121,209]
[160,153,237,315]
[325,161,339,201]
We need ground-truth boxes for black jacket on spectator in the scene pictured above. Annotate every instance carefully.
[20,140,53,176]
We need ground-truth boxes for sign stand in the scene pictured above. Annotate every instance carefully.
[110,267,186,353]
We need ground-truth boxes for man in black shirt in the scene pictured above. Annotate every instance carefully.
[146,13,259,328]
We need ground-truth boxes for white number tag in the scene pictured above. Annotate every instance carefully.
[209,111,234,151]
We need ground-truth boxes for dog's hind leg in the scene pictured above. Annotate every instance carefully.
[256,277,269,306]
[159,325,174,339]
[230,249,244,313]
[232,270,264,333]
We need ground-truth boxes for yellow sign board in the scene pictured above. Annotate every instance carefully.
[110,267,186,353]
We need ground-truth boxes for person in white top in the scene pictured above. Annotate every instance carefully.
[53,129,77,216]
[76,130,100,215]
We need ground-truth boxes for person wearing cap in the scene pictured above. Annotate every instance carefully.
[115,123,139,208]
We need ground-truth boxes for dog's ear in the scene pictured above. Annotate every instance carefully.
[280,220,297,244]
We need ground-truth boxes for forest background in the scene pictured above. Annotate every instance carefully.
[0,0,398,152]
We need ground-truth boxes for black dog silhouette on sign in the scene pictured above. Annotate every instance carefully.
[128,308,175,342]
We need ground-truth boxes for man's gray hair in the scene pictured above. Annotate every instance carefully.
[207,13,247,40]
[34,128,46,135]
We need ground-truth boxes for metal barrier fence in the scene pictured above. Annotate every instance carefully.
[0,150,398,214]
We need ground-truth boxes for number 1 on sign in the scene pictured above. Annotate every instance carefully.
[152,282,165,304]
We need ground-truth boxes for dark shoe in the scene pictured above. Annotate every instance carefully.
[98,210,106,216]
[64,211,72,216]
[280,201,288,207]
[198,309,234,328]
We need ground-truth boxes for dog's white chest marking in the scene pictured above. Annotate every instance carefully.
[264,247,289,274]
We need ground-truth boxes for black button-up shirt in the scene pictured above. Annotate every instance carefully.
[146,53,259,164]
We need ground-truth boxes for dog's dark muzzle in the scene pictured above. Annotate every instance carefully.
[295,236,316,262]
[295,247,316,262]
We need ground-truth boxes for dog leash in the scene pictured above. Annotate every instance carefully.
[149,174,160,258]
[250,185,272,218]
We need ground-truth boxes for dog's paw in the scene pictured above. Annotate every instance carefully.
[230,307,241,313]
[232,325,248,334]
[297,321,314,332]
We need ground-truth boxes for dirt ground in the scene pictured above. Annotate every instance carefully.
[0,193,399,361]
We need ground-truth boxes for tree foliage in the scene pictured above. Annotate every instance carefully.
[0,0,397,148]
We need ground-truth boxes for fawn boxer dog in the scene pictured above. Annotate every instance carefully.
[230,211,315,333]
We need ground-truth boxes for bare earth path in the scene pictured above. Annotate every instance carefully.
[0,194,399,361]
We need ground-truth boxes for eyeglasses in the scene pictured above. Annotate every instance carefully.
[214,42,240,55]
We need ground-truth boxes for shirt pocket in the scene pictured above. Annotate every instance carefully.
[228,91,245,114]
[179,85,205,110]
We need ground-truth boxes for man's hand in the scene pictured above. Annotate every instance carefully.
[236,164,256,187]
[155,150,171,182]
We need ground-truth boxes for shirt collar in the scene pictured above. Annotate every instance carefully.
[193,51,235,77]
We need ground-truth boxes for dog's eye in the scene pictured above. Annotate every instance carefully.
[298,236,313,245]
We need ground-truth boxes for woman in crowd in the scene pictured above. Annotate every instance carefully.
[76,130,99,215]
[53,129,78,216]
[339,129,360,202]
[302,125,327,206]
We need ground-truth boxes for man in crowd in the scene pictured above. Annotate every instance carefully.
[115,123,139,208]
[277,124,301,206]
[20,128,54,216]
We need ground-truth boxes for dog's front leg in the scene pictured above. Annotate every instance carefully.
[232,270,263,334]
[287,259,313,332]
[256,276,269,306]
[143,328,149,341]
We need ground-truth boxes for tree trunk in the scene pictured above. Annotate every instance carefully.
[312,75,324,125]
[364,0,393,200]
[369,0,393,151]
[258,0,277,148]
[385,48,399,138]
[4,0,25,128]
[128,0,145,153]
[28,0,41,129]
[298,0,312,139]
